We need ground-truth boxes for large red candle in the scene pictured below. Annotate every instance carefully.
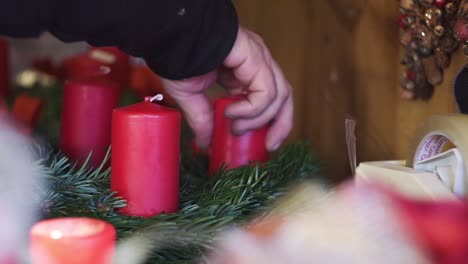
[111,95,181,217]
[60,79,119,168]
[0,38,9,99]
[209,96,269,175]
[30,217,116,264]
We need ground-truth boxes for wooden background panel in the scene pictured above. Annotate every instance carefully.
[233,0,307,141]
[233,0,460,181]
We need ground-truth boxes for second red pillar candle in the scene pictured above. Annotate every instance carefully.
[209,95,269,175]
[60,79,119,168]
[111,96,181,217]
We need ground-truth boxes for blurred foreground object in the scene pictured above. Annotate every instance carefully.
[0,118,40,263]
[205,183,435,264]
[356,114,468,199]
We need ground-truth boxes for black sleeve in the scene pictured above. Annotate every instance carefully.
[0,0,239,80]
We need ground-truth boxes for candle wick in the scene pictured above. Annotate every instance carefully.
[150,94,164,102]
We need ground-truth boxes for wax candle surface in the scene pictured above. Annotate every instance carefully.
[89,47,131,88]
[60,79,119,168]
[0,38,9,99]
[209,96,268,175]
[30,217,116,264]
[111,96,181,217]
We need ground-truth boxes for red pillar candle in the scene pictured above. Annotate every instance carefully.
[89,47,131,88]
[0,38,9,99]
[30,217,116,264]
[61,53,112,82]
[111,95,181,217]
[60,79,119,168]
[62,47,130,89]
[209,96,269,176]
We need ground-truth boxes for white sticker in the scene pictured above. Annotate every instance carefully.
[414,132,449,163]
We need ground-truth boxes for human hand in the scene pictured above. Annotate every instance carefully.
[162,27,293,152]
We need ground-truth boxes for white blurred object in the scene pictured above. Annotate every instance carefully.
[204,183,430,264]
[0,119,41,262]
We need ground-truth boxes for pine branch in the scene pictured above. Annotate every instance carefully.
[34,141,322,264]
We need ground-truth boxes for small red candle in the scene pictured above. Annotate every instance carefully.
[30,217,116,264]
[60,79,119,168]
[0,38,9,99]
[111,95,181,217]
[209,96,268,175]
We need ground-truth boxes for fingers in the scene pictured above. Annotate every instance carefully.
[266,91,293,151]
[161,78,215,150]
[220,27,293,151]
[233,61,292,151]
[231,61,289,132]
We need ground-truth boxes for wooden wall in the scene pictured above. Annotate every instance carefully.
[233,0,460,181]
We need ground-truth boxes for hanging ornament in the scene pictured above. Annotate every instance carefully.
[397,0,462,100]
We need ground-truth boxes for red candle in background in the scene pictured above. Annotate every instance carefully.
[209,96,269,176]
[11,94,45,134]
[30,217,116,264]
[0,38,10,99]
[61,53,112,82]
[60,79,119,168]
[89,47,131,88]
[111,95,181,217]
[61,47,130,89]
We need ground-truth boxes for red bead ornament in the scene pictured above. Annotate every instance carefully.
[396,14,409,29]
[59,79,120,168]
[111,95,181,217]
[209,95,269,176]
[434,0,448,8]
[405,70,415,80]
[454,19,468,42]
[0,38,9,99]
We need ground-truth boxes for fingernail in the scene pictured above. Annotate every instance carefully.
[269,142,280,152]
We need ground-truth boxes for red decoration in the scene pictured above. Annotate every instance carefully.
[59,79,119,168]
[111,95,181,217]
[434,0,449,8]
[30,217,116,264]
[454,19,468,42]
[396,14,409,29]
[209,95,269,176]
[0,38,9,99]
[405,70,415,80]
[11,94,45,134]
